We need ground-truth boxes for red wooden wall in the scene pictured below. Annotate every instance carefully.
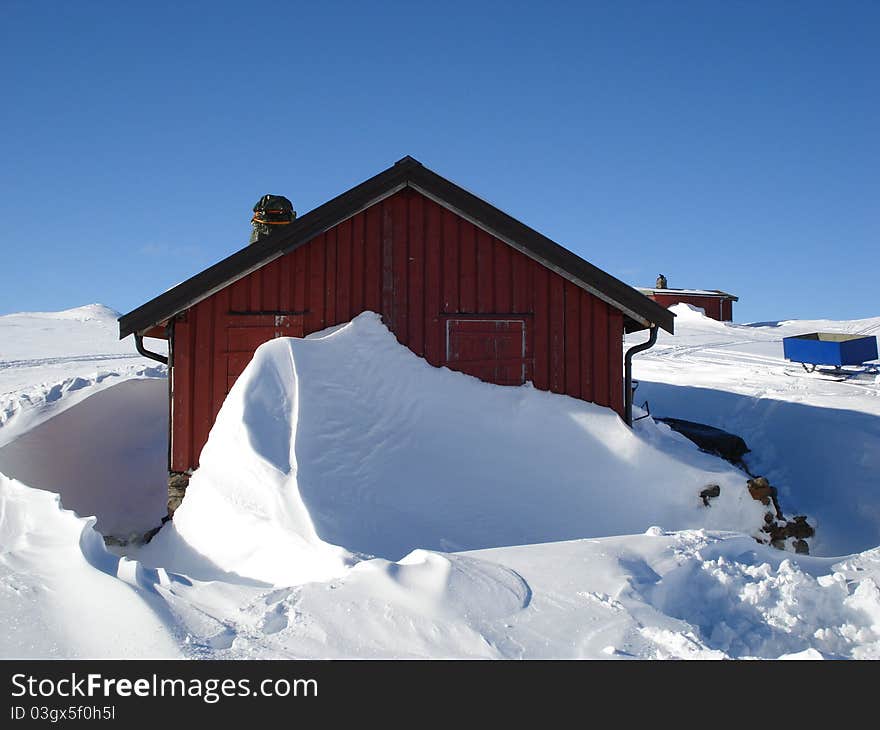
[649,293,733,322]
[170,189,625,472]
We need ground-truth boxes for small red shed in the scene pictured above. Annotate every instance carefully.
[119,157,673,511]
[638,286,738,322]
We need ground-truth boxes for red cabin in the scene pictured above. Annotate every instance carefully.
[119,157,674,513]
[639,286,738,322]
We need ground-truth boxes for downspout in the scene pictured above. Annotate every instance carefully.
[624,325,658,427]
[134,333,169,365]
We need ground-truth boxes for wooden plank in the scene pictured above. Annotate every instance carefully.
[511,249,530,313]
[381,200,394,327]
[441,209,459,313]
[211,289,229,421]
[549,274,565,393]
[307,234,326,332]
[580,291,594,402]
[364,205,381,314]
[171,316,192,471]
[262,258,280,311]
[424,199,443,366]
[351,212,365,315]
[459,221,477,313]
[279,250,292,309]
[532,264,549,390]
[229,277,248,312]
[608,309,624,416]
[592,298,609,407]
[408,192,425,356]
[392,191,408,343]
[248,268,261,311]
[293,245,307,315]
[336,218,352,323]
[564,280,580,399]
[476,229,494,313]
[493,239,511,312]
[192,300,214,466]
[325,227,337,326]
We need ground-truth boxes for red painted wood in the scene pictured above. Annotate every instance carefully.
[171,315,192,471]
[424,199,442,366]
[441,209,459,313]
[293,245,306,313]
[262,258,280,312]
[325,227,337,326]
[381,202,394,328]
[532,265,549,391]
[494,239,511,312]
[169,188,627,472]
[212,288,229,421]
[307,235,325,332]
[579,291,593,403]
[392,192,408,344]
[476,230,494,314]
[549,275,565,393]
[351,212,365,314]
[365,206,381,314]
[650,292,730,321]
[459,221,476,313]
[192,300,214,466]
[248,268,261,311]
[408,193,425,357]
[592,299,609,407]
[564,281,580,399]
[336,219,352,323]
[608,309,624,414]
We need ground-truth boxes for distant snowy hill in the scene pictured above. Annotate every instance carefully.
[0,303,878,659]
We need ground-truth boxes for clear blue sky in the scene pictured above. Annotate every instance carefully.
[1,1,877,324]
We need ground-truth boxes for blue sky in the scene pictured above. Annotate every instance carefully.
[1,1,877,323]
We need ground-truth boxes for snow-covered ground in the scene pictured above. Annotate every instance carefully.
[0,304,878,659]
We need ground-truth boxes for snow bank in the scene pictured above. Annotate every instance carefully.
[148,312,765,586]
[0,474,181,658]
[160,530,880,659]
[631,303,880,555]
[0,379,168,536]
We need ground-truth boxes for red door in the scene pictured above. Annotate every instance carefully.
[443,318,531,385]
[223,313,304,392]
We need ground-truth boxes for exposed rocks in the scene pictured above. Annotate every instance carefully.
[700,484,721,506]
[746,477,814,554]
[167,471,191,517]
[747,476,783,519]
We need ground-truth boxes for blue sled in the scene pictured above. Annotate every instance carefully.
[783,332,878,369]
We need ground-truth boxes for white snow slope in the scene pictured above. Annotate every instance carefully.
[0,304,878,659]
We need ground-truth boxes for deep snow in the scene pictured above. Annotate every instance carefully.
[0,303,878,659]
[141,312,765,586]
[629,304,880,555]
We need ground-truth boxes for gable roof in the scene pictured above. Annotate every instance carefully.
[119,156,674,339]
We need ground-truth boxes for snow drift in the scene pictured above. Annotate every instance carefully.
[149,312,765,586]
[0,474,181,658]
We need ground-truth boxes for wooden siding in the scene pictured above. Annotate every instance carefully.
[649,292,732,322]
[170,189,625,472]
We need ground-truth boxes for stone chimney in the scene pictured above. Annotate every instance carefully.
[250,194,296,244]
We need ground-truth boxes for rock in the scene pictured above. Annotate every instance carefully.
[167,471,191,517]
[700,484,721,506]
[793,539,810,554]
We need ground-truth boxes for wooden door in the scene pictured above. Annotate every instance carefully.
[443,318,531,386]
[223,313,304,393]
